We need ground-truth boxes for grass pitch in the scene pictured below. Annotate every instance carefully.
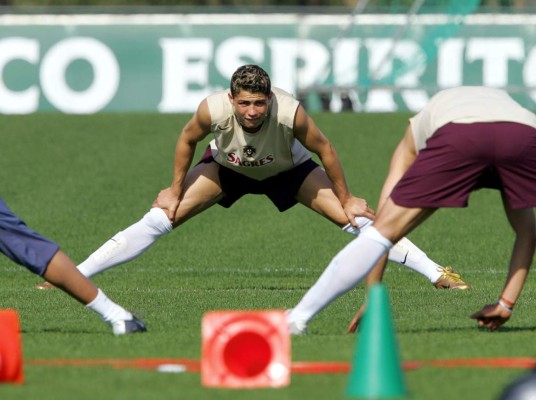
[0,112,534,400]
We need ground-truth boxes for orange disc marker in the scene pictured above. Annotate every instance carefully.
[201,310,290,388]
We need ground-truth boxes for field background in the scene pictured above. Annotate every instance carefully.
[0,113,534,400]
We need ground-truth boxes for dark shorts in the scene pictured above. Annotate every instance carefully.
[198,146,319,212]
[391,122,536,209]
[0,197,59,276]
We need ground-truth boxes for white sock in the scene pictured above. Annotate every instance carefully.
[387,237,442,283]
[342,218,442,283]
[78,208,173,277]
[289,227,392,324]
[86,289,132,324]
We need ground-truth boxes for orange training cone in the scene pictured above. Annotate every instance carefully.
[346,284,406,398]
[201,310,290,388]
[0,309,24,384]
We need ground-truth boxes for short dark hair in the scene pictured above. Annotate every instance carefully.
[230,65,271,97]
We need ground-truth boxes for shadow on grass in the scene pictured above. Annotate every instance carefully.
[474,325,536,333]
[399,325,536,334]
[22,328,106,334]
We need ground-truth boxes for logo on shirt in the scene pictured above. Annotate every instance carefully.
[226,152,274,167]
[243,146,256,161]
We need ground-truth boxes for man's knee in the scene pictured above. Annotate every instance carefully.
[143,208,173,234]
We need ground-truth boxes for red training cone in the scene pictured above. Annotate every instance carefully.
[201,310,290,388]
[0,309,24,384]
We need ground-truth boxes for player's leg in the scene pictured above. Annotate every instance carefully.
[0,198,144,335]
[288,200,433,333]
[76,161,223,278]
[294,167,466,287]
[43,250,146,335]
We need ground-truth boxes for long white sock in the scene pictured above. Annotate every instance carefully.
[86,288,132,324]
[342,217,442,283]
[387,237,442,283]
[289,227,392,324]
[78,208,173,278]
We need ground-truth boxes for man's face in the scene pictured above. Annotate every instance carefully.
[229,90,271,133]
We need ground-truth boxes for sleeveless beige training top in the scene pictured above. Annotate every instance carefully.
[410,86,536,152]
[206,87,311,180]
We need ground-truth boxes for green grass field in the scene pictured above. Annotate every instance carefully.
[0,113,534,400]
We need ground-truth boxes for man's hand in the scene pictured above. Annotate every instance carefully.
[343,196,375,227]
[152,187,180,222]
[347,303,366,333]
[470,303,512,330]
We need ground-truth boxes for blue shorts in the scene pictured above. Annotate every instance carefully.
[198,147,319,212]
[0,197,59,276]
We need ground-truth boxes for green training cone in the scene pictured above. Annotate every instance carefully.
[346,284,407,398]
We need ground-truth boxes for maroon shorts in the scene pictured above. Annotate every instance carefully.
[391,122,536,209]
[198,146,319,212]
